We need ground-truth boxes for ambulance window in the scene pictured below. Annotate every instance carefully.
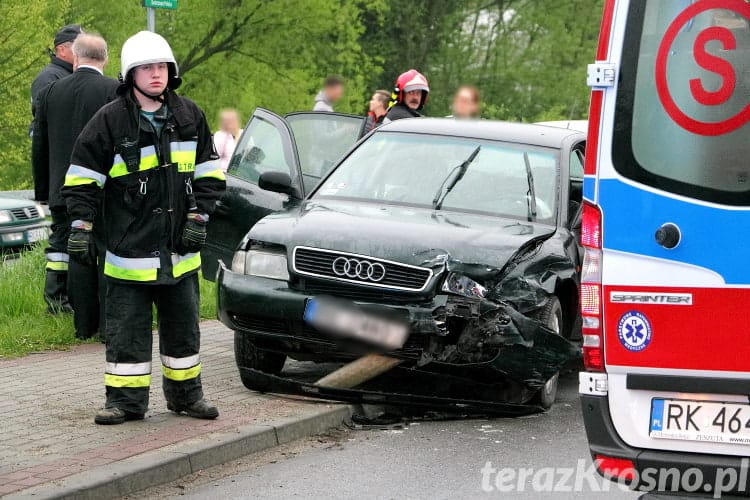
[613,1,750,205]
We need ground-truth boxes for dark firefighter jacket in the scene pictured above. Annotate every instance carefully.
[383,103,422,124]
[32,67,119,206]
[61,89,226,285]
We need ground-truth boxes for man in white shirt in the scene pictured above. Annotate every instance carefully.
[32,33,118,336]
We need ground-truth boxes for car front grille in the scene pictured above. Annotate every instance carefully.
[292,280,426,304]
[232,314,288,335]
[293,247,432,292]
[11,207,40,220]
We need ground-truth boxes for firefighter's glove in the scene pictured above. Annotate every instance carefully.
[68,220,96,266]
[179,212,209,254]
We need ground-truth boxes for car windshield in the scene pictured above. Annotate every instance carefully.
[313,132,559,223]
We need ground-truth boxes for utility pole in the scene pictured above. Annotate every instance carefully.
[146,7,156,32]
[142,1,178,32]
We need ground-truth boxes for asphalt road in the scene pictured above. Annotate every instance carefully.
[140,366,640,500]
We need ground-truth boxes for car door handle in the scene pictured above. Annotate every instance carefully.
[214,200,230,216]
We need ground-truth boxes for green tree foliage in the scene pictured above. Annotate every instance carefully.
[360,0,464,96]
[0,0,385,190]
[70,0,386,115]
[364,0,603,120]
[0,1,69,189]
[0,0,602,191]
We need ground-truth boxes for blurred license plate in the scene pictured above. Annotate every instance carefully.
[650,398,750,444]
[26,228,48,243]
[303,297,409,350]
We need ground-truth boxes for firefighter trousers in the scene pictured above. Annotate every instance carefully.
[44,206,71,312]
[103,273,204,415]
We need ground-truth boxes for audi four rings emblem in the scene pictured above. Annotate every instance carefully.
[332,257,386,282]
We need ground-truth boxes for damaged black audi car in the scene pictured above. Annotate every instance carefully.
[215,118,586,414]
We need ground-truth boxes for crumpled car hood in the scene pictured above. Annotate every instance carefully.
[250,199,556,272]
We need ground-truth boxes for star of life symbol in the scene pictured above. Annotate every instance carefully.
[618,311,652,352]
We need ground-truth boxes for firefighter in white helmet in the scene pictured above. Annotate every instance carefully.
[62,31,226,425]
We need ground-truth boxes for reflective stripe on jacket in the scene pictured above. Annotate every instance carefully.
[61,90,226,284]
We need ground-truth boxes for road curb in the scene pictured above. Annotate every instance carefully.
[8,404,354,500]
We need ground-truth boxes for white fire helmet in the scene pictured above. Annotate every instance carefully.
[119,31,180,89]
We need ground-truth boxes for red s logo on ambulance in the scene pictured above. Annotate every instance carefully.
[655,0,750,136]
[690,26,736,106]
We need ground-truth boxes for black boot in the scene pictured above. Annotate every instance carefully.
[44,270,73,314]
[167,399,219,419]
[94,407,145,425]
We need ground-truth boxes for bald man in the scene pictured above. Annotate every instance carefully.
[32,34,119,338]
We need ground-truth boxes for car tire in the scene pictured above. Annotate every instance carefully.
[234,331,287,392]
[531,296,564,410]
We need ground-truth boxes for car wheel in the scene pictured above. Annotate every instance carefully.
[234,331,287,392]
[532,296,564,410]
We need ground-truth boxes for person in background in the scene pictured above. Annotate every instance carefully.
[365,90,390,131]
[31,25,82,125]
[32,34,118,331]
[450,85,481,119]
[214,109,243,171]
[313,75,345,112]
[383,69,430,124]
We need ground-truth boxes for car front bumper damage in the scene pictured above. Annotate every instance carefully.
[218,263,579,415]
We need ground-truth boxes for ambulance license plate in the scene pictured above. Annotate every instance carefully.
[650,398,750,444]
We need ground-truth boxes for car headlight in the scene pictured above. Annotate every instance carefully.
[231,251,247,273]
[232,247,290,280]
[0,210,12,224]
[441,272,487,299]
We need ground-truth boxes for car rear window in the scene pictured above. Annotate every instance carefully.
[613,0,750,205]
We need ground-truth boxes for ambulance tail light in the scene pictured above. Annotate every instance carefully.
[594,455,636,482]
[581,201,604,372]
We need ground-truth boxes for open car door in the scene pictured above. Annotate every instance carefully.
[203,109,366,280]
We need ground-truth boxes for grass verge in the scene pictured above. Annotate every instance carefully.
[0,245,218,359]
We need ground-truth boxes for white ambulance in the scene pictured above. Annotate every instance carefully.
[580,0,750,496]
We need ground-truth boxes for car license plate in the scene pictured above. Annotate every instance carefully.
[303,297,409,351]
[26,228,48,243]
[650,398,750,444]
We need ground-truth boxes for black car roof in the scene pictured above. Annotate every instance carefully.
[378,118,586,148]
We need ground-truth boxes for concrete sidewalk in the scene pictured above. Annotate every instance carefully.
[0,321,351,499]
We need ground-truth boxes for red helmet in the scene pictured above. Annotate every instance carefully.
[394,69,429,110]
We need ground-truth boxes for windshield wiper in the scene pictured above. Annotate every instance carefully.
[432,146,481,210]
[523,151,537,221]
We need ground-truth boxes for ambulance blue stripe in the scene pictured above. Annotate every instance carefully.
[583,176,596,201]
[598,178,750,284]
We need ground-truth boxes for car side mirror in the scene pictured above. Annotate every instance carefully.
[259,171,294,196]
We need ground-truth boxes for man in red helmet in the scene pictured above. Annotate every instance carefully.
[383,69,429,124]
